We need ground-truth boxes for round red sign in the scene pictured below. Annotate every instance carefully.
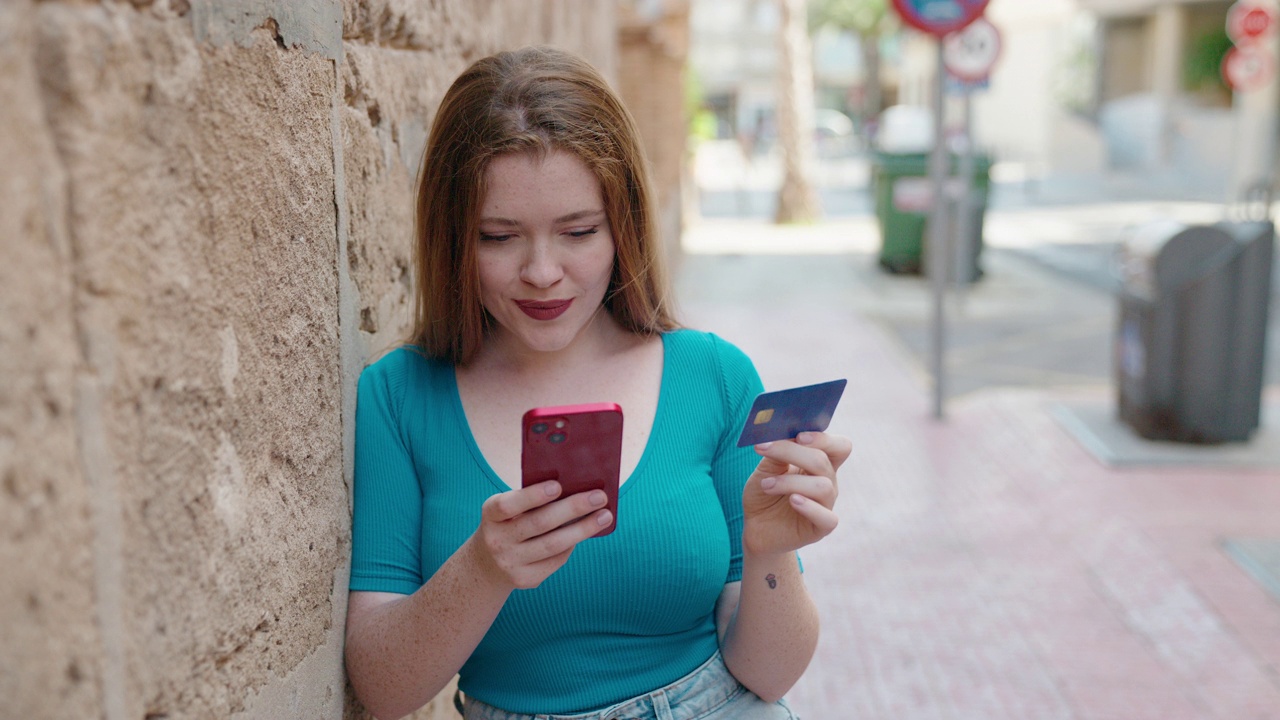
[1227,1,1276,44]
[892,0,991,37]
[1222,44,1275,91]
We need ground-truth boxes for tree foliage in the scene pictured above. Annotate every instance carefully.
[808,0,895,39]
[1183,26,1233,95]
[808,0,898,124]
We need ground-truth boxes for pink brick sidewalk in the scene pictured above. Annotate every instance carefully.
[679,256,1280,720]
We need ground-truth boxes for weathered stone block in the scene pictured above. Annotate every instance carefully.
[0,4,103,719]
[34,2,346,716]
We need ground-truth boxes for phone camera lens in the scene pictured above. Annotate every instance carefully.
[532,422,549,434]
[548,432,567,444]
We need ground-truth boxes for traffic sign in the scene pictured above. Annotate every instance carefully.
[891,0,990,37]
[1227,1,1276,44]
[1222,43,1275,91]
[943,17,1002,83]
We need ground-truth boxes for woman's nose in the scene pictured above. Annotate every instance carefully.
[519,241,563,287]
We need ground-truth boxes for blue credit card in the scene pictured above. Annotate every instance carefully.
[736,379,847,447]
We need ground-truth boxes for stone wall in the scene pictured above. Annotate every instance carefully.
[618,0,691,273]
[0,2,683,719]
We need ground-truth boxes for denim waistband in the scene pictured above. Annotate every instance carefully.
[462,651,745,720]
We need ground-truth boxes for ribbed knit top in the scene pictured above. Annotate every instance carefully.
[349,329,765,714]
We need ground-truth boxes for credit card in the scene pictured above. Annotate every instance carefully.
[736,379,847,447]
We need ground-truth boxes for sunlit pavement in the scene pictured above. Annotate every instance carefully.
[674,212,1280,719]
[680,198,1280,396]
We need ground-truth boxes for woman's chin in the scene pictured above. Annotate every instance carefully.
[497,327,579,357]
[491,310,612,358]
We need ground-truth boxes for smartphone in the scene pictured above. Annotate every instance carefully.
[521,402,623,536]
[736,379,847,447]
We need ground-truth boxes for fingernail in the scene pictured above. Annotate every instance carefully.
[545,482,560,496]
[596,511,613,526]
[797,432,814,444]
[756,442,773,451]
[589,490,607,506]
[761,477,777,490]
[790,494,806,505]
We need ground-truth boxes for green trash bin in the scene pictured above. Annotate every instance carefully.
[871,151,992,279]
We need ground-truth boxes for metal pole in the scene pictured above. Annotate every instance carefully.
[956,85,976,293]
[927,41,949,419]
[1225,88,1244,220]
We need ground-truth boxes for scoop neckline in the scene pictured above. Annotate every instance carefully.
[448,332,670,498]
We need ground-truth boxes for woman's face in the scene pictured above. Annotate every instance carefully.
[475,149,617,357]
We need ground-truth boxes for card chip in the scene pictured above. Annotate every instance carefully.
[736,379,847,448]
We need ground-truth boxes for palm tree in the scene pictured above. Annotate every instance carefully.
[775,0,821,223]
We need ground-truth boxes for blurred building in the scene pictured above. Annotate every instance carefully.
[689,0,777,143]
[1077,0,1279,200]
[688,0,867,154]
[892,0,1278,200]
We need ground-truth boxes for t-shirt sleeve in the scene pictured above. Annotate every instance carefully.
[350,356,425,595]
[707,334,766,584]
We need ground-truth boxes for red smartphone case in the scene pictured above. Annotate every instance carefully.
[521,402,623,536]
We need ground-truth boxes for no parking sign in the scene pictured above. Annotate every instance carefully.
[891,0,990,36]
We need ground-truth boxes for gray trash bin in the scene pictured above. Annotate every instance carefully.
[1115,220,1275,443]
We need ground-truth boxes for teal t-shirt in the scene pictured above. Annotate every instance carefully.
[349,329,765,714]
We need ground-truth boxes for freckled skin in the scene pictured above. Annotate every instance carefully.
[474,151,617,363]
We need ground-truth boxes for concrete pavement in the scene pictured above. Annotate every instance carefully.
[673,215,1280,719]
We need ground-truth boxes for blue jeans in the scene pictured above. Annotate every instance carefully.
[460,652,799,720]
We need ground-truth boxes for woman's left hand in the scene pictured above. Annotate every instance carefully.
[741,431,851,556]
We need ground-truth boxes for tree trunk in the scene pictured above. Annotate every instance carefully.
[774,0,820,223]
[859,31,883,122]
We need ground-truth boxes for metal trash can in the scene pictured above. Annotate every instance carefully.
[1115,220,1275,442]
[871,151,991,279]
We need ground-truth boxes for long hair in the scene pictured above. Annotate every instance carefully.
[409,46,678,365]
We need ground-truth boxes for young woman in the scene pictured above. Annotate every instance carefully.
[344,46,850,720]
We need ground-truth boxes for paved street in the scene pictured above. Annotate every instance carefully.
[674,210,1280,719]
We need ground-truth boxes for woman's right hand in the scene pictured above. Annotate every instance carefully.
[467,481,612,590]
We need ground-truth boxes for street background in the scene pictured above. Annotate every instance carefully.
[690,140,1280,396]
[675,131,1280,717]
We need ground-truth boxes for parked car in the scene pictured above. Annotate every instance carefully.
[814,108,859,157]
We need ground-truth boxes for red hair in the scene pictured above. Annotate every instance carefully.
[409,46,677,365]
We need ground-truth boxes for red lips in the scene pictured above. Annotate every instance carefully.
[515,299,573,321]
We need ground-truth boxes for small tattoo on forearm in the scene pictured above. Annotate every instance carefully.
[765,573,777,589]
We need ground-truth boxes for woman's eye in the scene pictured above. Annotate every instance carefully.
[567,227,599,238]
[479,233,513,243]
